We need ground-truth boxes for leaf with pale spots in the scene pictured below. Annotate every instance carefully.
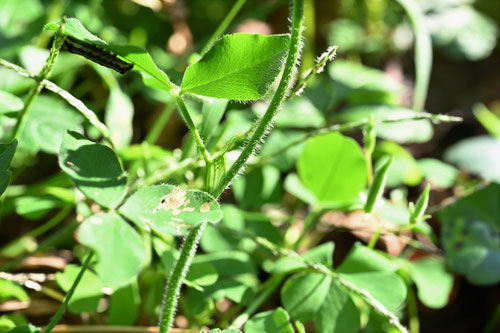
[119,184,223,236]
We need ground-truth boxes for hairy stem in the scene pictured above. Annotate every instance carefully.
[159,1,305,331]
[11,19,66,140]
[158,222,206,333]
[214,0,305,197]
[43,251,94,333]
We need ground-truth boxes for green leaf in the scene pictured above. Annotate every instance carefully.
[0,140,17,170]
[186,262,218,287]
[44,18,175,91]
[245,308,294,333]
[78,213,146,287]
[200,98,229,142]
[108,281,140,325]
[328,60,403,105]
[281,272,330,322]
[426,5,498,61]
[119,184,223,236]
[339,105,433,144]
[473,103,500,139]
[376,142,423,187]
[0,91,23,114]
[253,97,326,129]
[232,165,281,209]
[337,243,399,274]
[181,33,290,100]
[200,205,245,253]
[439,183,500,285]
[202,329,242,333]
[0,170,12,198]
[260,131,306,172]
[272,242,334,274]
[59,131,127,208]
[340,272,407,312]
[444,135,500,183]
[19,95,83,154]
[105,85,134,150]
[55,264,103,314]
[409,257,453,308]
[281,272,360,332]
[418,158,458,189]
[6,324,40,333]
[298,132,367,203]
[316,279,361,333]
[0,279,29,302]
[336,244,406,312]
[284,173,317,205]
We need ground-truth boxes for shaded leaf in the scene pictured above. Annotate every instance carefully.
[78,213,146,287]
[439,183,500,285]
[245,308,294,333]
[59,131,127,208]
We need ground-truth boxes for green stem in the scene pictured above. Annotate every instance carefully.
[145,104,175,144]
[407,284,420,333]
[214,0,305,198]
[0,221,78,272]
[0,58,113,145]
[396,0,432,112]
[483,302,500,333]
[43,251,94,333]
[229,274,285,329]
[11,18,66,140]
[158,2,305,331]
[200,0,247,56]
[173,93,211,163]
[158,222,206,333]
[247,112,461,172]
[28,205,73,238]
[367,227,382,249]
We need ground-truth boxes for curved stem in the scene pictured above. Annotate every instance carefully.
[11,19,66,140]
[43,251,94,333]
[158,222,206,333]
[173,93,211,163]
[214,0,304,198]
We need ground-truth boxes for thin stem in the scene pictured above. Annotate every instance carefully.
[0,221,78,272]
[0,58,113,145]
[247,112,462,172]
[200,0,247,56]
[254,236,409,333]
[11,19,66,140]
[158,222,206,333]
[145,104,175,144]
[173,93,211,163]
[407,285,420,333]
[229,274,285,329]
[43,251,94,333]
[367,227,382,249]
[483,302,500,333]
[214,0,305,198]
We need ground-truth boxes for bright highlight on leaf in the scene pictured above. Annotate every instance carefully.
[181,33,291,100]
[297,132,367,204]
